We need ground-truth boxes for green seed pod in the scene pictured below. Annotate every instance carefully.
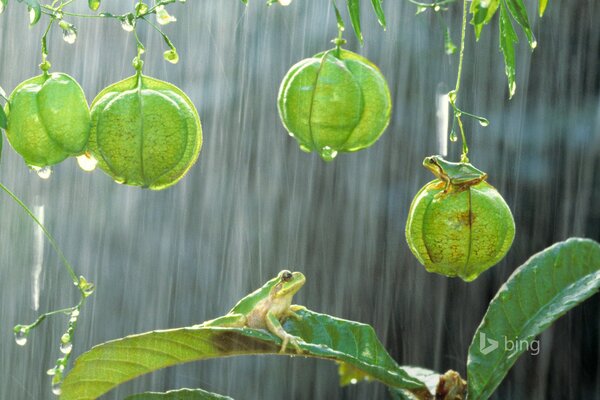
[88,74,202,190]
[277,49,391,161]
[405,179,515,282]
[5,73,90,167]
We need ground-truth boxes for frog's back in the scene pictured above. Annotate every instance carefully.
[228,276,278,315]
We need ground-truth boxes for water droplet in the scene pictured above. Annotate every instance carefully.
[60,342,73,354]
[478,119,490,127]
[319,146,337,162]
[62,28,77,44]
[163,49,179,64]
[61,333,71,344]
[287,131,295,137]
[114,178,125,185]
[88,0,100,11]
[29,8,36,24]
[31,166,52,179]
[530,40,538,49]
[46,368,56,376]
[135,2,148,15]
[51,382,62,396]
[433,5,440,11]
[279,0,292,5]
[449,131,458,142]
[509,81,516,97]
[299,144,312,154]
[447,90,457,103]
[415,6,427,14]
[350,378,358,385]
[156,5,176,25]
[121,18,135,32]
[14,328,28,346]
[76,153,98,172]
[71,309,80,318]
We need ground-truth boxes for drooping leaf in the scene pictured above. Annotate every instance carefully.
[467,238,600,400]
[61,309,427,400]
[346,0,363,44]
[499,1,518,98]
[538,0,548,17]
[469,0,500,40]
[240,0,247,5]
[0,0,8,13]
[370,0,386,29]
[505,0,536,48]
[125,388,233,400]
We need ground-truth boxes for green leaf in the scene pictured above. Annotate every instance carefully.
[469,0,500,40]
[16,0,40,25]
[388,367,440,399]
[125,388,233,400]
[346,0,363,44]
[0,0,8,13]
[499,1,518,98]
[0,106,6,130]
[61,309,427,400]
[88,0,100,11]
[332,0,345,31]
[505,0,536,48]
[539,0,548,17]
[370,0,386,29]
[467,238,600,400]
[240,0,247,4]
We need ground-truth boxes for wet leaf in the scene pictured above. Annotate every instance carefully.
[125,388,233,400]
[469,0,500,40]
[389,367,440,399]
[499,1,518,98]
[346,0,363,44]
[505,0,536,48]
[61,309,427,400]
[467,238,600,400]
[539,0,548,17]
[370,0,386,29]
[332,0,345,31]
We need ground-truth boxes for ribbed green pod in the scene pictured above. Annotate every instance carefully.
[88,74,202,190]
[278,49,391,161]
[405,180,515,281]
[5,72,90,167]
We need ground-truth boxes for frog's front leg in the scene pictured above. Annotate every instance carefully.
[285,305,306,320]
[265,311,303,354]
[199,314,247,328]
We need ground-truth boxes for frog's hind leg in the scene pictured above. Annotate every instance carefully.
[197,314,247,328]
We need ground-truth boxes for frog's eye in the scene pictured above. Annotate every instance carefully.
[281,271,293,282]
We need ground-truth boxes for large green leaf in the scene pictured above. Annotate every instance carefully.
[498,1,518,98]
[125,388,233,400]
[61,309,427,400]
[469,0,500,40]
[467,238,600,400]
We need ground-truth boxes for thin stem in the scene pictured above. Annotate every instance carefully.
[40,17,55,68]
[448,0,469,162]
[141,16,175,48]
[0,183,80,288]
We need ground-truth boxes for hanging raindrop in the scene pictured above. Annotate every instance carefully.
[76,153,98,172]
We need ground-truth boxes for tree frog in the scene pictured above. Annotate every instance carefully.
[200,270,306,353]
[423,155,487,194]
